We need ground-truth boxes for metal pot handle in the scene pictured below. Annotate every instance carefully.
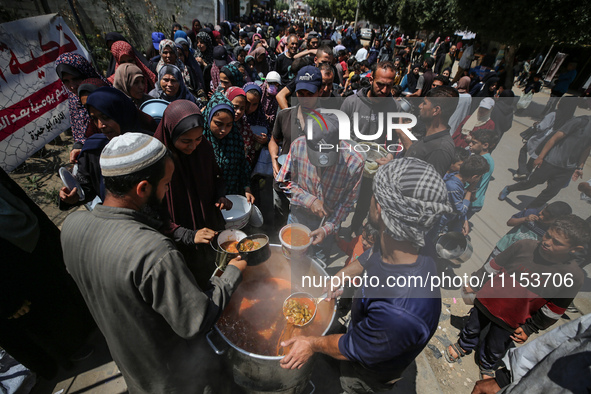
[206,330,227,355]
[311,256,326,269]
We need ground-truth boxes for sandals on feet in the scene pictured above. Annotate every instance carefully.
[479,368,496,380]
[444,343,468,363]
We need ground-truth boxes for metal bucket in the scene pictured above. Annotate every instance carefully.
[436,232,473,266]
[207,245,336,393]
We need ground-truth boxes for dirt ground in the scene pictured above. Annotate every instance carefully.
[8,131,81,229]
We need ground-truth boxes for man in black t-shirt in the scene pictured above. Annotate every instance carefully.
[274,34,299,85]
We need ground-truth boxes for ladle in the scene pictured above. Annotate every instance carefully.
[282,291,328,327]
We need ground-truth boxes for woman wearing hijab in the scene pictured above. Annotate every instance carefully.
[156,39,195,90]
[244,83,269,131]
[194,31,214,69]
[220,63,245,90]
[153,100,231,289]
[225,87,256,166]
[55,52,111,163]
[59,87,150,210]
[250,46,270,79]
[203,92,254,202]
[243,55,258,82]
[113,63,153,107]
[452,97,496,148]
[260,71,280,128]
[107,41,156,91]
[104,32,151,78]
[149,64,198,104]
[401,64,420,94]
[448,76,473,137]
[174,36,206,99]
[187,18,202,48]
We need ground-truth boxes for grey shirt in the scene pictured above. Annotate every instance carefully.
[545,115,591,169]
[405,129,455,177]
[61,204,241,393]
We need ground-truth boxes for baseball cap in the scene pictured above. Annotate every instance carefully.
[213,46,228,67]
[479,97,495,110]
[152,32,165,50]
[265,71,281,84]
[306,112,339,168]
[295,66,322,94]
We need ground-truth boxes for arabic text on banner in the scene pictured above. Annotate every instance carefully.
[0,14,89,172]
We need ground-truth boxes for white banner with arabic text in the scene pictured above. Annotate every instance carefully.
[0,14,89,172]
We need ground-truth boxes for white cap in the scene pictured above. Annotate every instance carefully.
[100,133,167,177]
[479,97,495,110]
[265,71,281,84]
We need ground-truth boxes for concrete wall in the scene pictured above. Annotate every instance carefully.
[1,0,217,54]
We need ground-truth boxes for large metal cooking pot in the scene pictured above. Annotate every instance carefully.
[207,245,336,393]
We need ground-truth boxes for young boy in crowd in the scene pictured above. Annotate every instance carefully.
[467,129,499,218]
[485,201,572,263]
[436,155,490,237]
[445,215,589,380]
[448,146,471,174]
[337,222,378,267]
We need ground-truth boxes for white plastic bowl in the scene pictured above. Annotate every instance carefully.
[222,195,252,229]
[279,223,312,259]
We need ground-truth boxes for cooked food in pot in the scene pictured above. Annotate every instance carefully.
[283,297,315,326]
[220,240,239,254]
[238,239,262,252]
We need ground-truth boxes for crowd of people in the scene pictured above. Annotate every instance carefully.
[2,10,591,394]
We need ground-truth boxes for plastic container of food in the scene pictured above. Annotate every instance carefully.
[279,223,312,260]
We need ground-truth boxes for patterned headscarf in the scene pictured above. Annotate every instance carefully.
[260,81,279,127]
[203,92,251,194]
[194,32,214,65]
[150,65,197,104]
[107,41,155,91]
[225,87,256,166]
[55,52,111,144]
[372,158,452,249]
[221,63,245,88]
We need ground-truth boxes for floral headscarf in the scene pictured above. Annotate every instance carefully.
[203,92,251,194]
[55,52,111,145]
[194,32,214,66]
[225,87,256,165]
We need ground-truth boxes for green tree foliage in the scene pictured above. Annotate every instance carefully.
[275,1,289,12]
[305,0,331,18]
[328,0,358,22]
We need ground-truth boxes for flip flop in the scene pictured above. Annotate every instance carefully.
[444,343,468,363]
[479,368,495,380]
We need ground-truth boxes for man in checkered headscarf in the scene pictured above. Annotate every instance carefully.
[371,156,453,249]
[280,157,453,392]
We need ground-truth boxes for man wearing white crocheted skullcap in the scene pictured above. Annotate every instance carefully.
[61,132,247,393]
[100,132,168,177]
[280,158,452,394]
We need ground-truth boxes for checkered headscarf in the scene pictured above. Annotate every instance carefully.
[372,158,452,248]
